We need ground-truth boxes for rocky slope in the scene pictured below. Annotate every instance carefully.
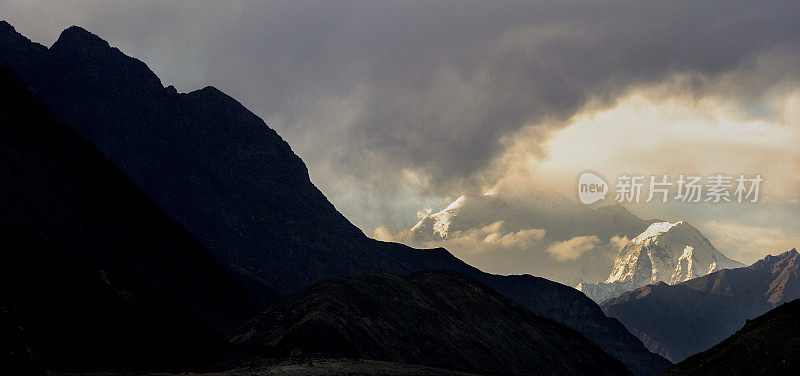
[231,271,633,376]
[660,298,800,376]
[0,22,669,375]
[578,221,744,302]
[602,249,799,362]
[0,59,259,374]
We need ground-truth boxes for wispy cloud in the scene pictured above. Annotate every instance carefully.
[545,236,601,262]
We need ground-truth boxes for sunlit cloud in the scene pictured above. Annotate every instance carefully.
[545,236,601,262]
[503,84,800,204]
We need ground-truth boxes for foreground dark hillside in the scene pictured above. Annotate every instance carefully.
[660,299,800,376]
[602,249,799,362]
[0,59,259,374]
[0,22,669,375]
[232,271,632,376]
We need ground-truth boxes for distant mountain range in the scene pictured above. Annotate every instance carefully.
[602,249,799,362]
[660,298,800,376]
[409,195,652,244]
[578,221,744,302]
[403,193,657,285]
[0,58,259,374]
[0,22,670,376]
[231,271,632,376]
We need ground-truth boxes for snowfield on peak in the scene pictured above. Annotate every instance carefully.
[411,195,467,237]
[579,221,744,302]
[630,221,683,244]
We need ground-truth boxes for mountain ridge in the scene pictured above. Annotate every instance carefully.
[0,57,259,373]
[0,22,670,375]
[231,271,633,376]
[601,248,799,362]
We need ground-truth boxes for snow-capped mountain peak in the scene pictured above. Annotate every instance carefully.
[631,221,683,245]
[411,194,467,237]
[579,220,745,302]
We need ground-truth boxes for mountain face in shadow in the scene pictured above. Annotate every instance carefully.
[0,22,669,375]
[602,249,799,363]
[0,59,260,374]
[231,271,633,376]
[660,299,800,376]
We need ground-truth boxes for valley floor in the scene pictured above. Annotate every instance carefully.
[49,358,480,376]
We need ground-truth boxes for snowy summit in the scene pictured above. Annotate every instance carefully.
[579,221,744,302]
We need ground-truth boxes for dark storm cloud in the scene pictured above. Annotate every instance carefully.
[2,0,798,227]
[196,0,799,188]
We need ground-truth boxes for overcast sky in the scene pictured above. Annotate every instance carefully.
[3,1,798,269]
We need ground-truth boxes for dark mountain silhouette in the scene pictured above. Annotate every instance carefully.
[231,271,633,376]
[602,249,800,362]
[0,22,669,375]
[659,298,800,376]
[0,59,260,374]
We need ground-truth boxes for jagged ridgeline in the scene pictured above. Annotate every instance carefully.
[0,21,670,375]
